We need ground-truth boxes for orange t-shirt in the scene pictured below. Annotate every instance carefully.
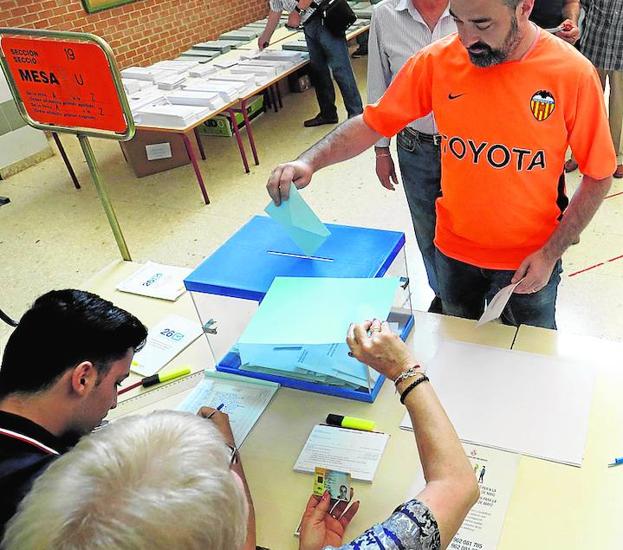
[364,31,616,270]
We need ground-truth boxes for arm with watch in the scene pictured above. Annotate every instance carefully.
[343,319,479,550]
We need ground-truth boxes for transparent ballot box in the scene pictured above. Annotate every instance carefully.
[184,215,413,402]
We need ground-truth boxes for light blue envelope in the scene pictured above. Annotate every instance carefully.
[238,277,400,385]
[264,183,331,255]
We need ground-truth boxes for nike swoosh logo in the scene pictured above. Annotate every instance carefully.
[448,93,466,100]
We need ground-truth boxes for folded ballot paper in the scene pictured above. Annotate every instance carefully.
[236,277,400,389]
[264,183,330,256]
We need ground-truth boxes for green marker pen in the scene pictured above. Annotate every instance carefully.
[326,414,376,432]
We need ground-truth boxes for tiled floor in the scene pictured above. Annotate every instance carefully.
[1,57,622,348]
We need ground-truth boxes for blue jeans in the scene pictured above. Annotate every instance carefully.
[397,132,442,297]
[435,249,563,329]
[303,18,363,119]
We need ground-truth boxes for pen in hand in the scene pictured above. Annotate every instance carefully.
[205,403,225,419]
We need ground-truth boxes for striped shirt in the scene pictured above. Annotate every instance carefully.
[367,0,456,147]
[579,0,623,71]
[269,0,315,24]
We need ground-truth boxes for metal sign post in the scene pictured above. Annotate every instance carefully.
[0,28,135,260]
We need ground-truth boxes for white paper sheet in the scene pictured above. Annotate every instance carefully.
[293,425,389,482]
[400,340,594,466]
[116,261,191,301]
[476,280,521,327]
[176,371,279,446]
[131,315,203,376]
[450,445,519,550]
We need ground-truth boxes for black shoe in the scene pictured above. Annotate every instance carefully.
[351,47,367,58]
[303,114,339,127]
[428,296,443,314]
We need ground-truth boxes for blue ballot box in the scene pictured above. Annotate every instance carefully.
[184,215,414,402]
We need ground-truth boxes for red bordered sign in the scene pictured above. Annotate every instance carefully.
[0,33,132,139]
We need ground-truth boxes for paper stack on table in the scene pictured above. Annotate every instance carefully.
[188,64,218,78]
[150,60,199,73]
[165,90,223,109]
[121,67,171,82]
[126,88,165,112]
[156,73,187,90]
[399,340,595,467]
[183,79,247,102]
[194,41,233,53]
[237,276,399,389]
[219,29,260,41]
[135,103,212,128]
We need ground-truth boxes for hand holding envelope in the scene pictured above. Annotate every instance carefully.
[265,183,331,256]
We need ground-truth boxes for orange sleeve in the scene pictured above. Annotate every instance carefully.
[363,50,434,138]
[568,66,617,180]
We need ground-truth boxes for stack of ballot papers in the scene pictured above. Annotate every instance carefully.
[181,50,217,61]
[134,103,212,127]
[193,41,232,53]
[237,59,291,73]
[121,67,170,82]
[150,60,199,73]
[182,80,247,102]
[230,63,277,79]
[236,277,400,389]
[188,64,218,78]
[282,37,309,52]
[219,29,260,42]
[165,90,224,109]
[126,88,165,112]
[156,73,187,90]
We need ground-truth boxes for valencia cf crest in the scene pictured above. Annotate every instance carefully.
[530,90,555,121]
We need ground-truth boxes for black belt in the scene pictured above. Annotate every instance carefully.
[399,127,441,146]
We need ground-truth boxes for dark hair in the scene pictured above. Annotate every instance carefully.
[0,290,147,397]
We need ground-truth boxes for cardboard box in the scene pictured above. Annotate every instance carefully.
[198,95,264,138]
[119,129,200,178]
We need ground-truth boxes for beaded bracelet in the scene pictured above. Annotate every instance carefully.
[399,374,430,404]
[393,366,423,389]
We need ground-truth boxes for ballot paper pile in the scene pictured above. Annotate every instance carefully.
[234,276,400,390]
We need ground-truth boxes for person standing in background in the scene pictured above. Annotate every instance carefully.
[566,0,623,178]
[259,1,363,127]
[367,0,455,313]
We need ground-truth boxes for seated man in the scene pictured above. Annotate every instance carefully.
[4,320,477,550]
[0,289,147,534]
[2,409,256,550]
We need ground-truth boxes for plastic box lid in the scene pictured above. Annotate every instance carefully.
[184,216,405,301]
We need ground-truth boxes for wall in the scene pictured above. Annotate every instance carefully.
[0,71,51,178]
[0,0,269,69]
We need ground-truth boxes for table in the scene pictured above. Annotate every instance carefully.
[88,260,516,549]
[499,325,623,550]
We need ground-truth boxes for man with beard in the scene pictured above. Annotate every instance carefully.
[266,0,615,329]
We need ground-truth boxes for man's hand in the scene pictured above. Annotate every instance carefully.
[375,148,399,190]
[287,11,302,28]
[299,491,360,550]
[266,160,314,205]
[555,19,580,44]
[511,249,558,294]
[346,319,415,381]
[197,406,235,446]
[258,33,270,50]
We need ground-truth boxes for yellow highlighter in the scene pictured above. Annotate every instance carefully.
[326,414,376,432]
[118,366,191,395]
